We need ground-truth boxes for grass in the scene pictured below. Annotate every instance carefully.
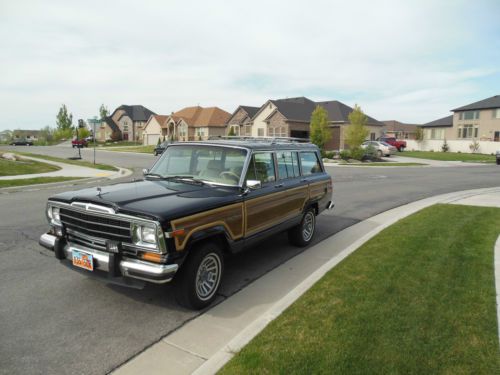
[403,151,495,162]
[0,156,60,176]
[98,141,143,147]
[220,204,500,375]
[340,162,426,167]
[17,152,119,171]
[0,177,84,188]
[102,145,155,154]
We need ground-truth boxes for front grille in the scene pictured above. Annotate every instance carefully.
[60,208,131,243]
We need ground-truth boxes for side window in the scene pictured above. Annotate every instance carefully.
[300,152,322,175]
[277,151,300,180]
[245,152,276,184]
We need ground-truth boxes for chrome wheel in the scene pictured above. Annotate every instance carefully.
[195,253,221,301]
[302,211,315,242]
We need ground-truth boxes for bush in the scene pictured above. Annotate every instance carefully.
[441,139,449,152]
[339,150,350,160]
[349,147,365,161]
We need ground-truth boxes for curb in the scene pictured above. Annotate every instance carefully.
[114,186,500,375]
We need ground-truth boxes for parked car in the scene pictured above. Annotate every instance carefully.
[361,141,397,157]
[377,137,406,151]
[72,138,88,148]
[154,141,172,156]
[10,139,33,146]
[39,139,333,309]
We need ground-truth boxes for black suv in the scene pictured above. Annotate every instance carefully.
[39,139,333,309]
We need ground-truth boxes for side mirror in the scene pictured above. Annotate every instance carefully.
[142,168,149,176]
[246,180,261,190]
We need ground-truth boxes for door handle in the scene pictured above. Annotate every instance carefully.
[300,179,308,183]
[274,183,284,188]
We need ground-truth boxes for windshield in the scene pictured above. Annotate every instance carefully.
[148,145,248,186]
[380,142,391,147]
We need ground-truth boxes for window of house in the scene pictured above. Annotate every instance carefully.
[300,152,322,175]
[370,132,376,141]
[123,125,128,131]
[430,128,444,140]
[277,151,300,180]
[245,152,276,184]
[458,124,478,138]
[257,128,265,137]
[493,109,500,119]
[195,127,208,139]
[179,124,188,138]
[459,110,480,120]
[244,125,252,136]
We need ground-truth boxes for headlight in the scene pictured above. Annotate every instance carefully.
[47,204,61,225]
[133,224,158,247]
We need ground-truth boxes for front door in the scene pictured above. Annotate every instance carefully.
[495,131,500,142]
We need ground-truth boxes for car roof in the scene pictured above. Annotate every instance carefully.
[171,139,320,152]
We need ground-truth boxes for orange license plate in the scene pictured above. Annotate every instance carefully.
[72,250,94,271]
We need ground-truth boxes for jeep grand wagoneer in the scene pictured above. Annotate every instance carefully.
[39,139,333,309]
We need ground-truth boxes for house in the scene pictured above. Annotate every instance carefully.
[146,106,230,143]
[97,105,156,142]
[142,115,169,145]
[382,120,419,139]
[419,115,453,141]
[452,95,500,142]
[406,95,500,153]
[11,130,40,142]
[228,96,384,150]
[225,106,260,136]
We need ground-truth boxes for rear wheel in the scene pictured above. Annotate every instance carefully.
[174,241,224,310]
[288,208,316,247]
[377,150,383,158]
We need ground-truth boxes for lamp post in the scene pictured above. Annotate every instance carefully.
[87,117,100,165]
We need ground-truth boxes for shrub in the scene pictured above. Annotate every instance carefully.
[339,150,350,160]
[441,139,449,152]
[349,147,365,161]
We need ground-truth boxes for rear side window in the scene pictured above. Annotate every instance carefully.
[245,152,276,184]
[277,151,300,180]
[300,152,322,175]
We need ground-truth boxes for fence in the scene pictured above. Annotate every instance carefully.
[405,139,500,154]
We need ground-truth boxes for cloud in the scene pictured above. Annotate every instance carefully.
[0,0,499,129]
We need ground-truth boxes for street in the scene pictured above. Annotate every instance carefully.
[1,145,499,374]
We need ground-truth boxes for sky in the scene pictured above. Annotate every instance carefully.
[0,0,499,131]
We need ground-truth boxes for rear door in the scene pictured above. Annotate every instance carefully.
[299,150,331,209]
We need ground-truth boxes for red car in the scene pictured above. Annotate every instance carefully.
[377,137,406,151]
[72,138,88,148]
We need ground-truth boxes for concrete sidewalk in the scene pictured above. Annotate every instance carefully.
[0,155,129,180]
[112,186,500,375]
[324,154,492,167]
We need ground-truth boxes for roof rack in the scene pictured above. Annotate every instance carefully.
[208,136,310,144]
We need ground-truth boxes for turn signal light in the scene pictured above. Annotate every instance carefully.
[139,252,163,263]
[165,229,185,238]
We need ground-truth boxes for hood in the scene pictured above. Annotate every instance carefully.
[49,179,241,223]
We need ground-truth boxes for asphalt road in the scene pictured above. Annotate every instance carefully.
[1,145,499,374]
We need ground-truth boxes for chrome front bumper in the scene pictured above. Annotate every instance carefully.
[39,233,178,285]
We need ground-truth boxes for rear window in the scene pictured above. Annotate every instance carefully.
[300,152,322,175]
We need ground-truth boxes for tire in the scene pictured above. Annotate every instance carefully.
[288,208,316,247]
[377,150,383,158]
[174,241,224,310]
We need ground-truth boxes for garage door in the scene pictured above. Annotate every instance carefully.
[146,134,160,145]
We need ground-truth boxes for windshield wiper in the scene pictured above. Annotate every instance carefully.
[164,176,206,185]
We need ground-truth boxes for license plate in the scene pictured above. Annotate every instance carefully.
[72,250,94,271]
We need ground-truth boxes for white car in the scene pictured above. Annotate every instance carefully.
[361,141,397,157]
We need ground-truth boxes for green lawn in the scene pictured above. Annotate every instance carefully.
[0,157,60,176]
[98,141,143,147]
[340,162,426,167]
[0,177,84,188]
[221,204,500,375]
[17,153,118,171]
[102,145,155,154]
[403,151,495,162]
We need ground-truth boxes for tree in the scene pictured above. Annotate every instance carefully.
[56,104,73,130]
[99,104,109,120]
[415,127,424,142]
[228,126,236,136]
[310,105,331,150]
[345,104,369,149]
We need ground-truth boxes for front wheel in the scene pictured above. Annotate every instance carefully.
[288,208,316,247]
[174,241,224,310]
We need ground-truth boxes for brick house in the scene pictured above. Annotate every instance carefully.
[227,97,384,150]
[97,105,156,142]
[225,106,260,136]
